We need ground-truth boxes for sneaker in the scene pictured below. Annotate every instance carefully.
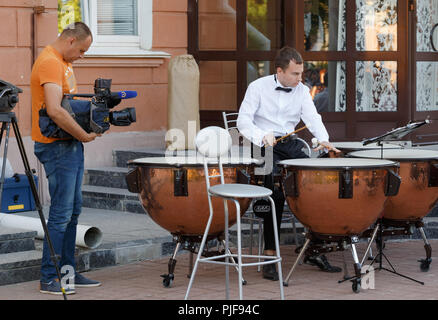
[262,262,279,281]
[40,279,75,295]
[74,273,101,287]
[304,254,342,273]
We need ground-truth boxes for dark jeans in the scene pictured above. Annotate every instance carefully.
[255,138,308,251]
[34,140,84,283]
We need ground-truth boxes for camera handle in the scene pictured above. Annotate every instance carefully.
[0,113,67,300]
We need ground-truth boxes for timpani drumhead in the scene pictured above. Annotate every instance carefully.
[333,141,403,151]
[279,157,397,169]
[348,149,438,161]
[129,156,261,167]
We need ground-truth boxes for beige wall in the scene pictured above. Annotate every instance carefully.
[0,0,188,171]
[0,0,188,204]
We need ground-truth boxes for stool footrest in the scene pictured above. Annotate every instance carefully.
[198,253,281,268]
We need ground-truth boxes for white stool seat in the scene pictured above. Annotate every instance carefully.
[210,184,272,199]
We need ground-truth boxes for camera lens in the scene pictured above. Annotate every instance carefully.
[109,107,136,126]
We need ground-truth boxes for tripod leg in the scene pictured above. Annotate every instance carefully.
[283,237,310,286]
[11,118,67,300]
[418,227,432,272]
[361,224,379,265]
[350,242,362,293]
[342,250,350,280]
[0,122,10,209]
[161,241,181,288]
[220,240,247,285]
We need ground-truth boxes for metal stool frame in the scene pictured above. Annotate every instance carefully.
[185,127,284,300]
[222,112,302,269]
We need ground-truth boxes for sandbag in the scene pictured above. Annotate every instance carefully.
[167,55,200,150]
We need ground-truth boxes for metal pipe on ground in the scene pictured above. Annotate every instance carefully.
[0,213,103,249]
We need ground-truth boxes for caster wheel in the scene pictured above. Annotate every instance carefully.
[419,259,431,272]
[161,274,174,288]
[352,279,361,293]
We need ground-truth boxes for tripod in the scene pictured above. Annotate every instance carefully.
[0,112,67,300]
[366,220,424,286]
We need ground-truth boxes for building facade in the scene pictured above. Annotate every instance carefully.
[1,0,438,199]
[0,0,187,176]
[189,0,438,144]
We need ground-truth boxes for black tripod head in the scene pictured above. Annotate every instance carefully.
[0,79,22,112]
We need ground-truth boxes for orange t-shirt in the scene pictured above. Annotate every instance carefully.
[31,45,77,143]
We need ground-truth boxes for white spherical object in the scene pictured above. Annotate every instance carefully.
[195,126,232,158]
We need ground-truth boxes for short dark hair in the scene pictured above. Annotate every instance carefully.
[274,47,303,70]
[60,22,93,42]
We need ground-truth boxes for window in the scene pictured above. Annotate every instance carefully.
[58,0,154,56]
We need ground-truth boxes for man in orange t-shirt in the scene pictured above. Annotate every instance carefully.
[31,22,101,295]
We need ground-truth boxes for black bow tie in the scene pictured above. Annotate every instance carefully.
[275,86,292,93]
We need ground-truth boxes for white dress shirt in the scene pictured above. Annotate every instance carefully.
[237,74,330,147]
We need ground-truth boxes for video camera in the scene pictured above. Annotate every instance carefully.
[39,78,137,139]
[0,79,22,112]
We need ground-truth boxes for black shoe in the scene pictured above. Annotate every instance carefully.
[304,254,342,273]
[262,262,279,281]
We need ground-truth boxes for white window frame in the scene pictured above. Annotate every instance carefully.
[80,0,166,57]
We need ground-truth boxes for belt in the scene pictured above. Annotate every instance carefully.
[275,134,296,144]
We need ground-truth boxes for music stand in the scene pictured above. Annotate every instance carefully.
[362,119,430,157]
[361,119,432,286]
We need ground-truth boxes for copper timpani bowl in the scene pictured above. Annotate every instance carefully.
[348,149,438,222]
[279,158,399,236]
[126,156,259,237]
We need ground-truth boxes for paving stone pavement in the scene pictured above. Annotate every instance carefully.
[0,239,437,301]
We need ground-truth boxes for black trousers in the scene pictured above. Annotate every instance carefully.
[254,138,308,251]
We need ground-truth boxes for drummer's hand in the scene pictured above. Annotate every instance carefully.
[262,133,277,147]
[315,141,341,154]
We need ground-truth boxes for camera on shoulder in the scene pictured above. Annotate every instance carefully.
[39,78,137,139]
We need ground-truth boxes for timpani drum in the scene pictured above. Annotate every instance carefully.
[279,158,399,236]
[349,149,438,271]
[348,149,438,222]
[126,156,258,236]
[279,158,400,292]
[126,156,259,287]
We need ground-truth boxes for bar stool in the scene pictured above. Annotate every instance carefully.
[222,111,303,269]
[185,126,284,300]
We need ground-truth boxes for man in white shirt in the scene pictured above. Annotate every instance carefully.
[237,46,341,280]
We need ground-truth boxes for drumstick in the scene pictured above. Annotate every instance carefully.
[275,125,308,143]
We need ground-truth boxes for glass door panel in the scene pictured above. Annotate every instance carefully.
[417,0,438,52]
[356,61,397,112]
[416,0,438,112]
[198,0,237,50]
[304,0,346,51]
[247,0,282,50]
[356,0,398,51]
[304,61,346,112]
